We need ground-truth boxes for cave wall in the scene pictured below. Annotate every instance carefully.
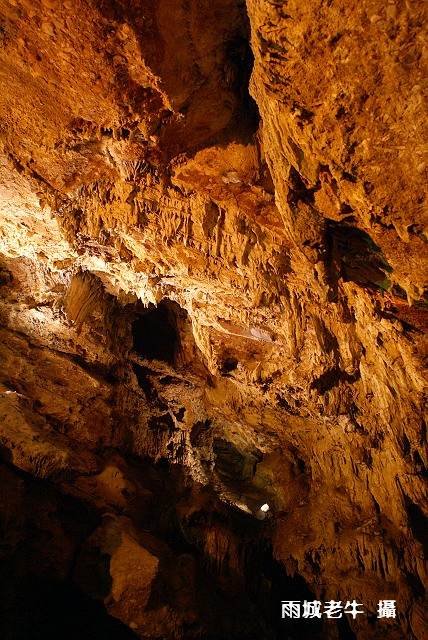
[0,0,427,639]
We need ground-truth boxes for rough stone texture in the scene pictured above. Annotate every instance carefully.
[0,0,427,639]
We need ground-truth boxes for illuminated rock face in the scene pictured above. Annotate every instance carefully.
[0,1,427,639]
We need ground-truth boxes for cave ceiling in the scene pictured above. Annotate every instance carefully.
[0,1,427,639]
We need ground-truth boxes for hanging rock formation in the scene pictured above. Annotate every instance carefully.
[0,0,427,639]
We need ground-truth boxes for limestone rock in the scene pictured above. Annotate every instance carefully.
[0,0,427,639]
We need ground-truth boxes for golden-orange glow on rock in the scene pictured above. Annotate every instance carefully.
[0,1,427,639]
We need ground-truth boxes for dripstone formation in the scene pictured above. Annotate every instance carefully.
[0,1,427,639]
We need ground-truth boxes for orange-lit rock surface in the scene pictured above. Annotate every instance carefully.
[0,1,427,639]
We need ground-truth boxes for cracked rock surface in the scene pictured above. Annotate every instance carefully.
[0,0,427,639]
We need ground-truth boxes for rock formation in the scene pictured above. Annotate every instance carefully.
[0,0,427,638]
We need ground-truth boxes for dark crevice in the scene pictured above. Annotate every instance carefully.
[287,166,318,205]
[327,221,393,291]
[174,407,186,422]
[311,367,360,394]
[132,363,157,398]
[132,300,181,366]
[402,432,411,457]
[390,284,408,300]
[413,451,428,478]
[404,495,428,556]
[223,31,261,140]
[190,420,211,446]
[342,171,357,183]
[147,412,175,433]
[222,356,239,373]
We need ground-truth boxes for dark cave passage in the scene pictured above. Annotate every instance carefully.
[132,300,181,366]
[224,32,261,138]
[260,551,325,640]
[0,575,138,640]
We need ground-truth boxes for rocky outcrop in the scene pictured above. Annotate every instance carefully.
[0,0,427,639]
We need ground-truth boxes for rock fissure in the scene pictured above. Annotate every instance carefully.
[0,0,427,638]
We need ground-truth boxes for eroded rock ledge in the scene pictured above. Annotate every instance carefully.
[0,1,427,639]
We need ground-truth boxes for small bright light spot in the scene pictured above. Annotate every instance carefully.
[260,503,270,512]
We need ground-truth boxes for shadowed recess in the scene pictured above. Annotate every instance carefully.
[132,301,181,366]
